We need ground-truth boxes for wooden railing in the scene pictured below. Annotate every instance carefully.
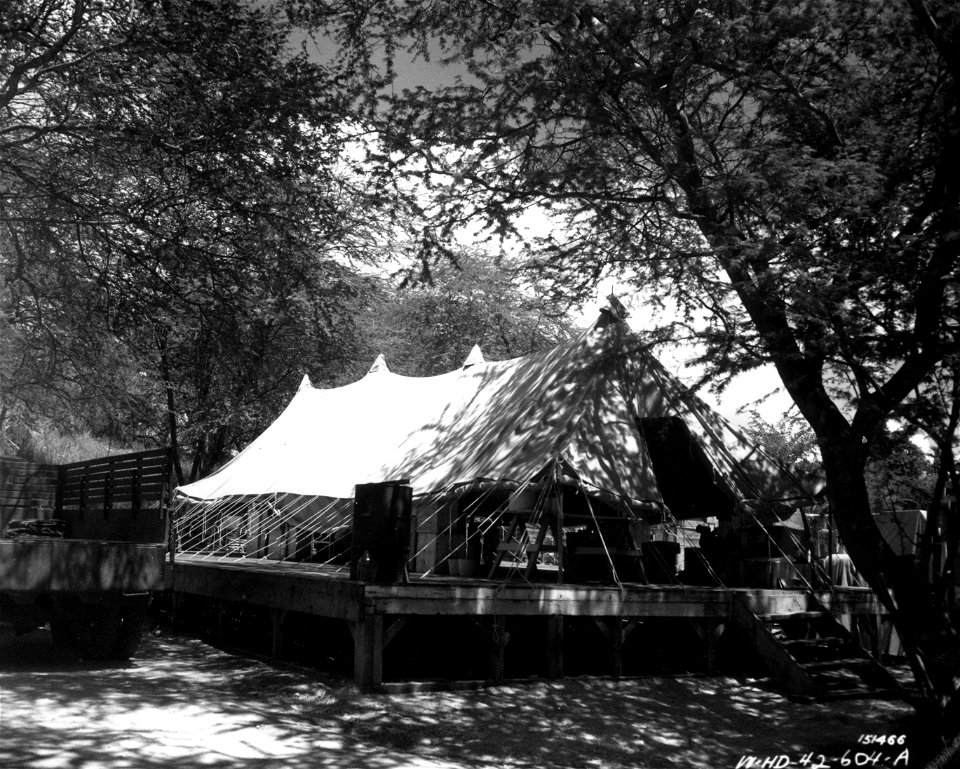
[1,448,172,543]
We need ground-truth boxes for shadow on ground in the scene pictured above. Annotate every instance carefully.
[0,625,925,769]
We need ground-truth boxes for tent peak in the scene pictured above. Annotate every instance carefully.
[298,374,312,391]
[368,353,389,374]
[462,345,485,368]
[595,292,630,330]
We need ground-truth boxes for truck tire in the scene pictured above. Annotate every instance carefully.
[49,619,78,648]
[111,611,146,660]
[75,606,122,660]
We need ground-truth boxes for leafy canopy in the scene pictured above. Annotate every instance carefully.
[304,0,959,448]
[0,0,382,463]
[357,253,573,377]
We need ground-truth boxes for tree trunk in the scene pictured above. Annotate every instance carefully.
[923,450,952,588]
[818,430,960,728]
[920,388,960,594]
[156,328,184,487]
[188,427,228,483]
[163,372,184,488]
[189,434,206,483]
[942,465,960,613]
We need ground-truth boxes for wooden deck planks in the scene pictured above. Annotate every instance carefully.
[172,553,884,621]
[173,556,363,622]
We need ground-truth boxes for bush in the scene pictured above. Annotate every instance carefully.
[2,420,139,464]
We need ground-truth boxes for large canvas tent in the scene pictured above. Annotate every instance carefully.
[178,318,809,507]
[174,316,814,578]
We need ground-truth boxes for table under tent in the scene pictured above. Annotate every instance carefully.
[169,313,896,691]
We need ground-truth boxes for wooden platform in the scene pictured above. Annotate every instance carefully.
[171,553,887,688]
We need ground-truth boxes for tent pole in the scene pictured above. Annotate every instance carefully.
[555,459,564,585]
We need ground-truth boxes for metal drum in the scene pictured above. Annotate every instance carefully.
[350,481,412,583]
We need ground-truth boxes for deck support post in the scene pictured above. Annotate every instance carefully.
[269,608,287,658]
[546,615,564,678]
[594,618,636,677]
[216,600,226,641]
[489,615,508,683]
[352,614,384,689]
[171,591,184,630]
[700,618,724,673]
[610,620,623,677]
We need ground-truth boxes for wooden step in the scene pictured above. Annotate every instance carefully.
[759,611,827,622]
[817,686,905,701]
[781,636,843,645]
[802,657,872,672]
[781,638,846,650]
[736,594,905,703]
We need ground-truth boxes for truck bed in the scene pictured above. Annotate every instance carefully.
[0,539,168,593]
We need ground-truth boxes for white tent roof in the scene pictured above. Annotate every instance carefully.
[176,321,812,510]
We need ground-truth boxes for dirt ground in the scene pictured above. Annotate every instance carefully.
[0,624,932,769]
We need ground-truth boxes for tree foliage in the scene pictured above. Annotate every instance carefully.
[744,410,822,485]
[864,429,935,512]
[307,0,959,405]
[303,0,960,722]
[0,0,382,473]
[357,254,573,377]
[747,408,936,511]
